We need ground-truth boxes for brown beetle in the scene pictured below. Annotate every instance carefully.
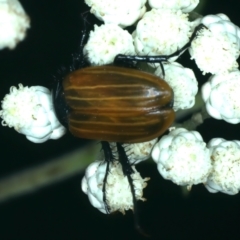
[62,65,174,143]
[52,24,205,228]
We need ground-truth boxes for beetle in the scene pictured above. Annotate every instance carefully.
[59,65,174,143]
[52,22,205,230]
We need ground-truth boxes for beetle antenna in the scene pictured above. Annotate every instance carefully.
[70,14,91,72]
[114,24,206,66]
[164,23,206,60]
[116,142,149,237]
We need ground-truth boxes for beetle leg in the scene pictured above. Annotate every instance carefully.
[116,143,136,215]
[116,143,134,176]
[116,142,148,235]
[159,61,165,77]
[101,141,114,213]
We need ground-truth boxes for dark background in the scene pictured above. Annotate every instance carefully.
[1,0,240,239]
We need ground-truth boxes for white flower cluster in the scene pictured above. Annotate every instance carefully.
[202,71,240,124]
[0,84,66,143]
[190,14,240,75]
[152,128,240,195]
[81,140,157,213]
[133,8,191,58]
[81,160,149,214]
[26,0,240,212]
[1,0,240,217]
[149,10,240,195]
[84,7,192,65]
[85,0,147,28]
[206,138,240,195]
[83,1,200,112]
[83,24,135,65]
[189,14,240,124]
[152,128,211,189]
[155,62,198,111]
[0,0,30,49]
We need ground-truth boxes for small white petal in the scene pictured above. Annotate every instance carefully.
[50,126,66,140]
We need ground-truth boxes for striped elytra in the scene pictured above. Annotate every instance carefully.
[62,65,175,143]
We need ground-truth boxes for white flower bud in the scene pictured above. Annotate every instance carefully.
[206,138,240,195]
[85,0,147,28]
[201,70,240,124]
[81,161,149,214]
[152,128,212,189]
[148,0,199,13]
[154,62,198,111]
[83,24,135,65]
[133,8,191,60]
[189,14,240,74]
[0,0,30,49]
[0,84,66,143]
